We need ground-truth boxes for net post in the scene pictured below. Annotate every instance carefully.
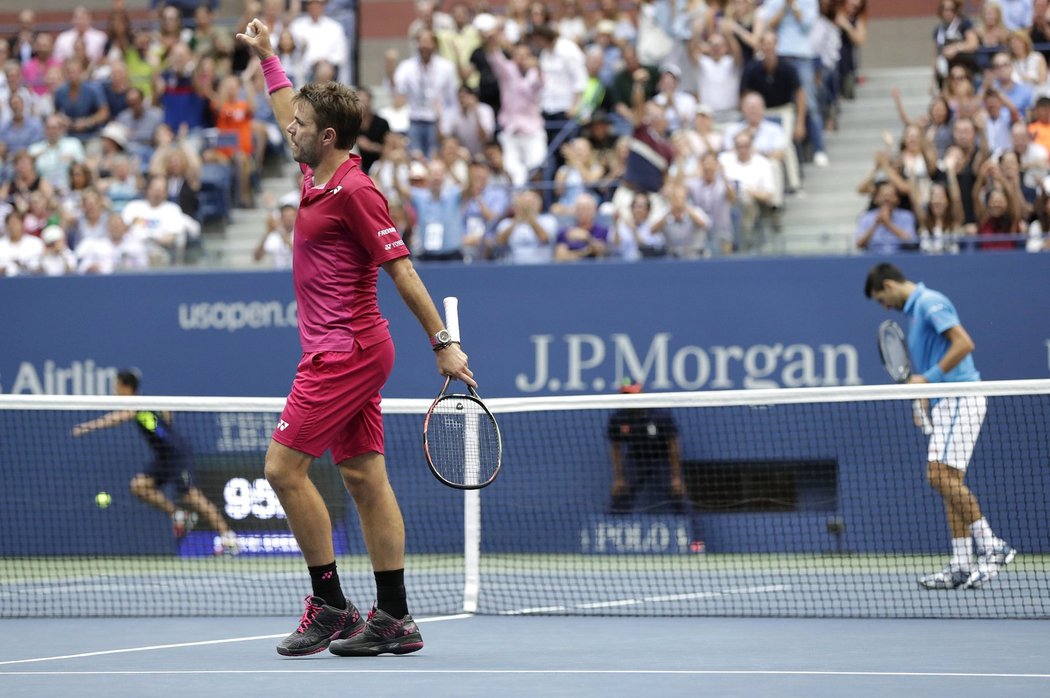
[463,489,480,613]
[443,295,479,613]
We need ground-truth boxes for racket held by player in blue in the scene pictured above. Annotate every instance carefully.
[876,319,933,435]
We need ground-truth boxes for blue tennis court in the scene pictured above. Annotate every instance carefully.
[2,615,1049,697]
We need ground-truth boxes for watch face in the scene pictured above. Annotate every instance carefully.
[436,330,452,344]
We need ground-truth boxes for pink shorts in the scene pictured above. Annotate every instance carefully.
[273,338,395,463]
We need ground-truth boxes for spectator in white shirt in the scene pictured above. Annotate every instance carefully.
[75,212,150,274]
[718,130,777,252]
[254,201,295,270]
[39,224,76,275]
[697,30,744,118]
[0,209,44,275]
[652,64,697,133]
[288,0,351,84]
[391,28,459,159]
[723,92,789,205]
[122,175,187,265]
[531,24,588,155]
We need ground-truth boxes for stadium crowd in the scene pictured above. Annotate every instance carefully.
[0,0,1042,276]
[864,0,1050,253]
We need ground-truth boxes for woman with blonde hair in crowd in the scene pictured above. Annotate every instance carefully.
[977,1,1011,50]
[1008,30,1050,97]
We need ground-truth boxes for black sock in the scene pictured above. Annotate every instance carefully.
[308,561,346,610]
[374,568,408,618]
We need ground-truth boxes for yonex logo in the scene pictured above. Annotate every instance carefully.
[328,185,343,195]
[384,240,405,251]
[277,419,290,431]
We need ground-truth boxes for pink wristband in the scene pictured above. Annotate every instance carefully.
[261,55,292,94]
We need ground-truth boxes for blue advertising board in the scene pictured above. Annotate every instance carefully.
[1,254,1048,398]
[1,255,1048,558]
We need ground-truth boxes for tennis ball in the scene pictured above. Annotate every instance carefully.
[95,492,112,509]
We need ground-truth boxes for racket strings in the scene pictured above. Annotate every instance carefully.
[427,397,501,485]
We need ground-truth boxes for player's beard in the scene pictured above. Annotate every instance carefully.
[292,134,321,168]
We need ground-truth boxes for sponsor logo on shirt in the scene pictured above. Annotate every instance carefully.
[327,185,343,195]
[377,227,397,237]
[384,240,405,251]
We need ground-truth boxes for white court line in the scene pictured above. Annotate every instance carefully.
[0,669,1048,679]
[0,613,472,667]
[500,585,789,615]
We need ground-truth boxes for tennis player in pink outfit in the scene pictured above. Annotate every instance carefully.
[238,19,475,658]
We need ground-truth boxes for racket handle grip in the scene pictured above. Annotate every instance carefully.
[443,297,461,343]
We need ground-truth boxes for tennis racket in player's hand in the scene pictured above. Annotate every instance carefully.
[876,319,933,435]
[423,297,503,490]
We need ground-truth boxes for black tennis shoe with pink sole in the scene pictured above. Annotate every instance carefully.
[328,606,424,656]
[276,596,364,657]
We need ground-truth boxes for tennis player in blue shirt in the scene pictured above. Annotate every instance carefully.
[864,263,1015,590]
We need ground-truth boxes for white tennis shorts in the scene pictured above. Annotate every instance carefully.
[927,395,987,471]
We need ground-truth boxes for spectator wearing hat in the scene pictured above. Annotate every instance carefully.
[606,378,689,515]
[95,122,130,178]
[588,19,624,89]
[652,63,697,133]
[39,224,76,275]
[464,13,504,125]
[440,85,496,159]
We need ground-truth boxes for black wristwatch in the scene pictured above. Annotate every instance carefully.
[430,329,454,351]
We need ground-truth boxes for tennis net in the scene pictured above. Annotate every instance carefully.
[1,380,1048,619]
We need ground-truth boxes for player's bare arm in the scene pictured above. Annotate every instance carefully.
[908,325,976,384]
[236,19,295,149]
[381,256,476,387]
[71,410,136,436]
